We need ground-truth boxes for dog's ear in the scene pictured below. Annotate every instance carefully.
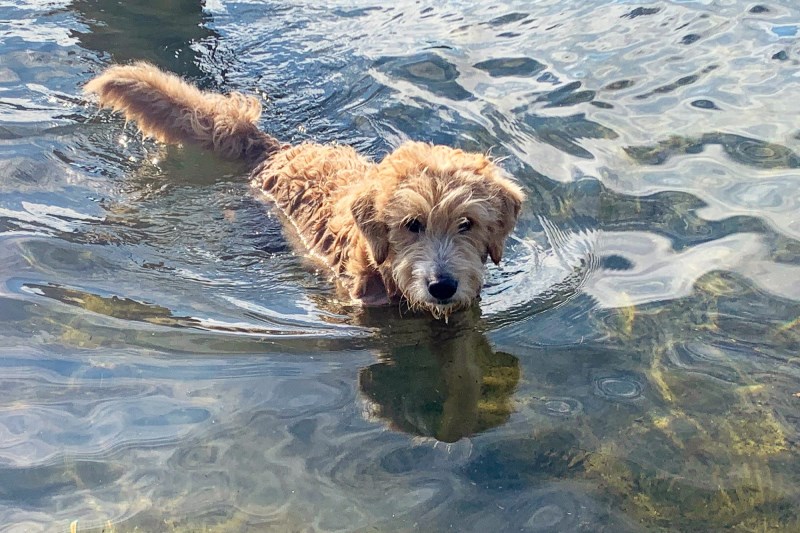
[487,176,525,265]
[351,189,390,265]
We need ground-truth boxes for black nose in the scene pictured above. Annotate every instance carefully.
[428,276,458,300]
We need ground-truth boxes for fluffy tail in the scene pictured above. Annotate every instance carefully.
[84,62,282,165]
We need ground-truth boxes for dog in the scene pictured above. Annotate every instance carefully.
[84,62,524,319]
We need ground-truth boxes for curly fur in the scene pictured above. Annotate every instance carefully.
[85,62,525,319]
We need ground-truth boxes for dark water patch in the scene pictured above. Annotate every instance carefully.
[465,432,587,490]
[691,98,721,110]
[538,81,596,108]
[622,7,661,19]
[373,52,471,101]
[522,113,618,159]
[681,33,702,44]
[536,71,561,84]
[773,50,789,60]
[596,188,746,250]
[70,0,219,81]
[380,446,440,474]
[332,6,382,18]
[0,461,124,504]
[636,74,700,99]
[625,136,705,165]
[749,5,770,14]
[487,12,529,27]
[0,297,30,322]
[599,255,634,271]
[473,57,545,78]
[603,79,635,90]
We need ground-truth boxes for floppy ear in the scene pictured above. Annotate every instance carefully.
[351,189,390,265]
[487,177,525,265]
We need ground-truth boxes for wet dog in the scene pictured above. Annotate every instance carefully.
[85,62,524,319]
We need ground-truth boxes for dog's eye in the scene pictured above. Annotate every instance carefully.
[457,218,473,233]
[405,218,424,233]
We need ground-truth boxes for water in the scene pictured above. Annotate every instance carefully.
[1,0,799,530]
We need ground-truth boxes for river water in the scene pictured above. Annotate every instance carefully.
[1,0,799,531]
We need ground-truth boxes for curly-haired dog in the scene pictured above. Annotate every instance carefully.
[85,62,524,319]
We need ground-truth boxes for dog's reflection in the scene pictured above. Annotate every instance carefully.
[354,308,520,443]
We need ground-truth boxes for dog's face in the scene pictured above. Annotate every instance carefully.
[352,142,524,319]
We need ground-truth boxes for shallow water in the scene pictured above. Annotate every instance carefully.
[1,0,800,530]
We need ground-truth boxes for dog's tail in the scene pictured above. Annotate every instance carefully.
[84,62,282,165]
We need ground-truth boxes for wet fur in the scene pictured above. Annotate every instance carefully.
[85,62,524,318]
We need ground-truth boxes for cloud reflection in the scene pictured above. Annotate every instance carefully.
[585,230,800,308]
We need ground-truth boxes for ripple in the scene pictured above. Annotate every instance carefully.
[322,440,459,526]
[626,133,800,169]
[593,374,644,401]
[670,341,753,385]
[534,397,584,418]
[710,133,800,169]
[380,445,440,474]
[0,460,125,504]
[482,217,598,327]
[464,486,620,532]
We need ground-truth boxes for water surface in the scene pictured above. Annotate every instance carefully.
[1,0,800,531]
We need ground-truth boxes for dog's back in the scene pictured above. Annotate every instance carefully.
[86,63,381,291]
[84,62,282,165]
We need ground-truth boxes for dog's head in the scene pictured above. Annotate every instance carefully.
[351,142,524,319]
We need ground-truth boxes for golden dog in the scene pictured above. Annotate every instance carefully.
[85,62,524,319]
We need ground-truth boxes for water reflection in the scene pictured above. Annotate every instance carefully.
[585,230,800,308]
[19,281,523,443]
[521,113,618,159]
[626,132,800,169]
[374,53,472,101]
[358,309,519,443]
[70,0,218,78]
[473,57,545,78]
